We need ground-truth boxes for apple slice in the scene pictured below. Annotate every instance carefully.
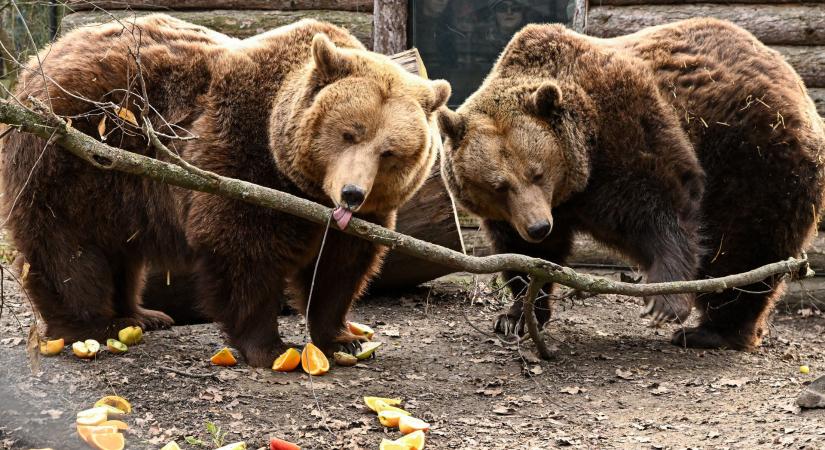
[106,339,127,354]
[347,321,375,340]
[333,352,358,367]
[40,338,64,356]
[72,340,100,359]
[355,341,382,360]
[117,326,143,346]
[214,442,246,450]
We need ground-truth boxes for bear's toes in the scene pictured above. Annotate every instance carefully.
[640,293,693,327]
[494,313,524,338]
[670,326,755,351]
[132,307,174,331]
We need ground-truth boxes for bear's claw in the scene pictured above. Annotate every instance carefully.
[494,313,524,338]
[639,294,693,327]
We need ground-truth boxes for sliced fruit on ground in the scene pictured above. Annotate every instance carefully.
[72,340,100,359]
[301,343,329,376]
[77,425,119,443]
[355,341,382,360]
[269,436,301,450]
[364,396,403,412]
[272,348,301,372]
[159,442,181,450]
[99,420,128,430]
[75,407,110,426]
[214,442,246,450]
[333,352,358,367]
[396,430,426,450]
[347,321,375,340]
[378,410,407,428]
[106,339,127,354]
[378,439,412,450]
[39,338,64,356]
[210,347,237,366]
[399,416,430,435]
[117,326,143,345]
[89,431,125,450]
[94,395,132,414]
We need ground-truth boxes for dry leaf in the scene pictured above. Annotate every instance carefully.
[21,261,30,281]
[97,116,107,140]
[616,369,634,380]
[115,106,138,126]
[27,324,41,374]
[560,386,584,395]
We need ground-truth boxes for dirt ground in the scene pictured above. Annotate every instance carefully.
[1,268,824,450]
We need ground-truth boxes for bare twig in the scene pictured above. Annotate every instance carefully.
[523,276,553,359]
[0,97,812,358]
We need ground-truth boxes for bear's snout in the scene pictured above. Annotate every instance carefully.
[526,220,552,241]
[341,184,366,210]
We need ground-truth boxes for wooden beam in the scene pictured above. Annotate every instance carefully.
[65,0,373,12]
[587,4,825,46]
[774,46,825,88]
[61,9,373,45]
[372,0,407,54]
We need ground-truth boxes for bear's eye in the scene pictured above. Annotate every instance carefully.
[381,150,395,158]
[493,182,510,194]
[342,132,356,143]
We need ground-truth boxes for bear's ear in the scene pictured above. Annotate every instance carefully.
[526,81,563,119]
[437,107,466,146]
[428,80,452,113]
[311,33,353,81]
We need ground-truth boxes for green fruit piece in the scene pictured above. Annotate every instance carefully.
[106,338,128,354]
[333,352,358,367]
[355,341,383,360]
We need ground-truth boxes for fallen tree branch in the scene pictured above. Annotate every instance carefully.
[523,276,553,359]
[0,98,812,357]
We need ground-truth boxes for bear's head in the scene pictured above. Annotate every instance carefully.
[439,78,594,243]
[272,34,451,216]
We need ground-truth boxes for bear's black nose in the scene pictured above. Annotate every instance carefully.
[341,184,366,209]
[527,220,552,241]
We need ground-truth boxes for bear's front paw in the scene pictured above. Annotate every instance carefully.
[315,331,367,356]
[132,307,174,330]
[494,313,524,338]
[640,293,693,327]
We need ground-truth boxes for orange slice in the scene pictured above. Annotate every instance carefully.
[378,410,407,428]
[77,425,119,443]
[397,430,426,450]
[100,420,128,431]
[90,431,125,450]
[40,338,64,356]
[272,348,301,372]
[347,321,375,340]
[364,396,403,412]
[399,416,430,435]
[210,347,237,366]
[94,396,131,414]
[301,343,329,376]
[378,439,410,450]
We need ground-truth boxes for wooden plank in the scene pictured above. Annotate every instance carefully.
[372,0,407,54]
[594,0,825,4]
[587,4,825,46]
[810,88,825,117]
[774,46,825,88]
[65,0,373,12]
[60,9,372,45]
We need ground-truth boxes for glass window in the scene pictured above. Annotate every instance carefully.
[410,0,576,107]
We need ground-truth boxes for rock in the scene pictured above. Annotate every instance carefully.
[796,375,825,409]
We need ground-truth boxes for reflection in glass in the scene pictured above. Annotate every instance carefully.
[411,0,575,106]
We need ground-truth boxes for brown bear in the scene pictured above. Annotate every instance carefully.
[438,18,825,350]
[1,14,450,366]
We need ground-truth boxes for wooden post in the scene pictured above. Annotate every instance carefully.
[572,0,588,33]
[373,0,407,54]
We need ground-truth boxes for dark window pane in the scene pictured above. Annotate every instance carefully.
[410,0,575,107]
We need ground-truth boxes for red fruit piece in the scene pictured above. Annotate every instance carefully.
[270,437,301,450]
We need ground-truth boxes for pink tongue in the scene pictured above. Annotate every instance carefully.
[332,206,353,230]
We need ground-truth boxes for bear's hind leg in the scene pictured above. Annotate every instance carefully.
[113,257,173,331]
[195,252,287,367]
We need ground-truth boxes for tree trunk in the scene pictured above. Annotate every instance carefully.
[61,9,373,45]
[64,0,373,11]
[372,0,406,54]
[587,4,825,46]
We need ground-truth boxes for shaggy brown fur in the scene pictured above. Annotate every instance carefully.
[1,15,450,366]
[439,18,825,350]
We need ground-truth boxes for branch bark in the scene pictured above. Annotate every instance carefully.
[0,98,812,356]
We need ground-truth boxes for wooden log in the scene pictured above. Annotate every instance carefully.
[372,0,407,54]
[593,0,825,5]
[586,4,825,46]
[810,88,825,117]
[774,46,825,88]
[60,9,373,45]
[65,0,373,12]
